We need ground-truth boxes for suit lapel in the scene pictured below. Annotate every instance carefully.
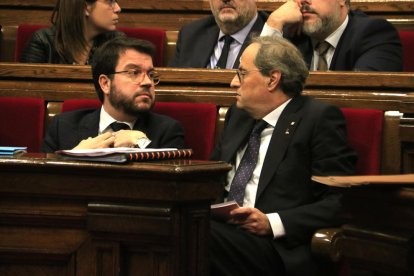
[330,12,353,70]
[222,109,255,163]
[77,109,100,140]
[199,26,220,68]
[233,12,267,68]
[256,97,305,199]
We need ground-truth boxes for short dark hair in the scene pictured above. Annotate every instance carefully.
[91,36,156,102]
[252,36,309,97]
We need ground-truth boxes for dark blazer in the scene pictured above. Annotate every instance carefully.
[288,10,403,71]
[169,11,268,68]
[41,108,185,153]
[20,27,124,64]
[210,96,357,276]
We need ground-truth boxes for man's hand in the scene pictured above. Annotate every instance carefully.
[112,130,148,148]
[267,0,303,33]
[73,132,115,150]
[228,207,272,236]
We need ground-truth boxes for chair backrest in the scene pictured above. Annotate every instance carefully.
[0,97,45,152]
[399,31,414,72]
[117,27,166,67]
[340,108,383,175]
[62,100,218,160]
[62,99,101,113]
[153,102,217,160]
[15,24,46,61]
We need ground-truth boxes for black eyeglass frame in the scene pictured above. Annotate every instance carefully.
[108,69,160,85]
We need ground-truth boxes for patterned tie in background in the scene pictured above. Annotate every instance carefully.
[227,120,268,206]
[110,122,130,131]
[316,41,331,71]
[215,35,234,69]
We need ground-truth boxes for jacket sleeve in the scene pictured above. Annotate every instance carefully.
[19,31,50,63]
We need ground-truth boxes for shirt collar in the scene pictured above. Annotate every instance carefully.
[262,98,292,128]
[312,15,349,49]
[218,12,258,45]
[99,106,136,134]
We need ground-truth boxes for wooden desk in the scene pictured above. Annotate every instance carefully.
[0,154,231,276]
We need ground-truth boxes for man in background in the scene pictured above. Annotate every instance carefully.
[169,0,268,69]
[262,0,403,71]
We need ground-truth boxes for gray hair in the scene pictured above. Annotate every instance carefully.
[252,36,309,97]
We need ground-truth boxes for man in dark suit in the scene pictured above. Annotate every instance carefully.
[261,0,403,71]
[209,36,356,276]
[42,37,184,152]
[169,0,268,69]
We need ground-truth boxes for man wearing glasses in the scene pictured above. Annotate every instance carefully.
[209,36,356,276]
[41,37,184,152]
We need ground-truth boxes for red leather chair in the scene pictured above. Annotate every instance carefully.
[0,97,45,152]
[340,108,383,175]
[62,100,217,160]
[399,31,414,72]
[117,27,166,67]
[15,25,166,66]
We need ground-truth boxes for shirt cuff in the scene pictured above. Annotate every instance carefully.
[266,212,286,239]
[136,138,151,149]
[260,23,283,37]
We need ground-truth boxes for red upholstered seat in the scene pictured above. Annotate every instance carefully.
[153,102,217,160]
[117,27,166,67]
[62,100,217,160]
[399,31,414,72]
[340,108,383,175]
[14,24,46,61]
[0,97,45,152]
[15,25,166,66]
[62,99,101,113]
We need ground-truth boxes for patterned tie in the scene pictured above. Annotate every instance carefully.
[316,41,331,71]
[227,120,268,206]
[110,122,130,131]
[215,35,234,69]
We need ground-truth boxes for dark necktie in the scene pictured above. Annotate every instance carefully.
[227,120,268,206]
[110,122,130,131]
[215,35,234,69]
[316,41,331,71]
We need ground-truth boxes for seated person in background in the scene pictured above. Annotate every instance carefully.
[169,0,268,69]
[209,36,356,276]
[262,0,403,71]
[20,0,124,65]
[41,37,184,152]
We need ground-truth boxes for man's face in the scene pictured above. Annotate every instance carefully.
[209,0,257,32]
[299,0,346,38]
[230,43,269,117]
[108,49,156,117]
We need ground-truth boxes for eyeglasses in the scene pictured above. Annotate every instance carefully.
[236,68,263,83]
[109,69,160,85]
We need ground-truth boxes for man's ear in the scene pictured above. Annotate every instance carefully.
[99,74,111,96]
[267,70,282,91]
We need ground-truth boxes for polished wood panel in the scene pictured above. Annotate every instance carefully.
[0,153,231,276]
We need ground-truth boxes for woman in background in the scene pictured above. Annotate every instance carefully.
[20,0,123,64]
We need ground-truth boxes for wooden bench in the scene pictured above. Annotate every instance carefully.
[1,0,414,63]
[1,63,414,275]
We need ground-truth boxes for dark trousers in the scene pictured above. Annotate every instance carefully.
[209,220,286,276]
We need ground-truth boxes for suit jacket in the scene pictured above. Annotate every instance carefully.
[288,10,403,71]
[20,27,124,64]
[169,11,268,68]
[210,96,357,276]
[41,108,185,152]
